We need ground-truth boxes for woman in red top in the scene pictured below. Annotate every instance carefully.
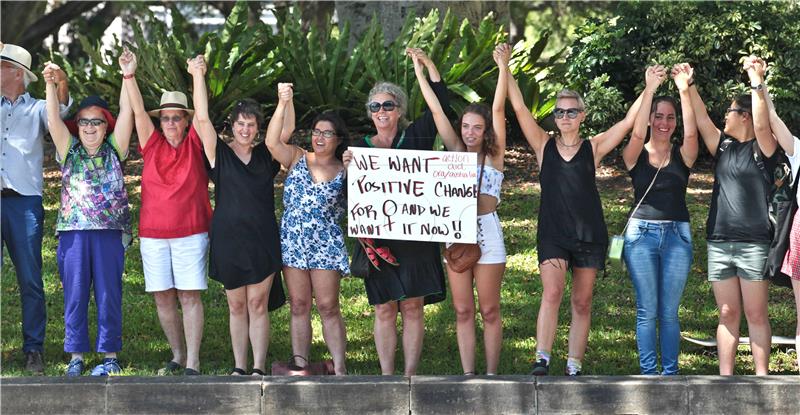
[121,48,212,375]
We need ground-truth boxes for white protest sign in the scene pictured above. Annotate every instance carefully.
[347,147,477,243]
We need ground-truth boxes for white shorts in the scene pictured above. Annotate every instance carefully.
[140,232,209,292]
[476,212,506,264]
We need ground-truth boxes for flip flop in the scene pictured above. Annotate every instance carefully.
[358,239,381,271]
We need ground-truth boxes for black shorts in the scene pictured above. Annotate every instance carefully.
[537,239,607,270]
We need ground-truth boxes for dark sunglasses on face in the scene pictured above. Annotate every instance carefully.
[77,118,107,127]
[725,107,750,115]
[311,129,336,139]
[367,101,397,113]
[160,115,184,123]
[553,108,583,119]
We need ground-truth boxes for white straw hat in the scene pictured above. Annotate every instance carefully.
[0,43,38,82]
[147,91,195,117]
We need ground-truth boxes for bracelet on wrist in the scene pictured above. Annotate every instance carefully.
[750,83,764,91]
[122,73,135,80]
[687,78,695,87]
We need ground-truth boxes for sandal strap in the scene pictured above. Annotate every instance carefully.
[230,367,247,375]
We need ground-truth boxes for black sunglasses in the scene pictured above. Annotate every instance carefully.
[367,101,397,113]
[553,108,583,119]
[77,118,107,127]
[725,107,750,115]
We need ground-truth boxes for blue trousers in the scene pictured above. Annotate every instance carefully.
[623,219,692,375]
[56,230,124,353]
[1,195,46,353]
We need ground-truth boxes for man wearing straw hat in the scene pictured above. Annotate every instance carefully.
[119,48,211,375]
[1,42,72,375]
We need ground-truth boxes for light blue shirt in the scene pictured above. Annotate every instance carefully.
[1,92,72,196]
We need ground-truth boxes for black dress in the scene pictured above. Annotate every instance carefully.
[352,80,449,306]
[207,139,286,310]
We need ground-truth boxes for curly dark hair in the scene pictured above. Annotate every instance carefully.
[310,111,350,161]
[456,103,498,157]
[229,98,264,129]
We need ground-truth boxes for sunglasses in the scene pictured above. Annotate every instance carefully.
[553,108,583,119]
[367,101,397,113]
[311,129,337,139]
[160,115,184,124]
[725,107,750,115]
[77,118,107,127]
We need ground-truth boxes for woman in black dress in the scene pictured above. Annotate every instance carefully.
[189,56,285,376]
[342,49,462,375]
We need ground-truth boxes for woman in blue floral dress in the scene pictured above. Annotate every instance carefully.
[266,83,349,374]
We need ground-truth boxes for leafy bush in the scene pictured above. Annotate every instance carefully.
[564,1,800,137]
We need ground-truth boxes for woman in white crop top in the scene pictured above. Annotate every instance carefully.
[411,43,509,375]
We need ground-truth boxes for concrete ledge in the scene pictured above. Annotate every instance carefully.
[1,375,798,415]
[411,375,536,415]
[262,375,408,415]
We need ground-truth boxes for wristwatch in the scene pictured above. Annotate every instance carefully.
[750,83,764,90]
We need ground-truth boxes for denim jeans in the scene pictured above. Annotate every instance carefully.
[623,219,692,375]
[1,195,46,353]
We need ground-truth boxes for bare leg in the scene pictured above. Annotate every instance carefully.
[567,267,597,361]
[536,259,568,354]
[794,279,800,373]
[447,264,477,374]
[247,275,273,373]
[225,286,249,371]
[374,301,399,375]
[310,269,347,375]
[475,263,505,374]
[153,289,185,366]
[740,279,771,375]
[712,278,743,375]
[177,290,204,372]
[399,297,425,376]
[285,267,313,367]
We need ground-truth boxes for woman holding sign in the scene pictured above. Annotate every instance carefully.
[266,83,350,375]
[408,44,510,375]
[509,67,651,376]
[342,49,463,376]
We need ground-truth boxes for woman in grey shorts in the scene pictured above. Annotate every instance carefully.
[686,62,776,375]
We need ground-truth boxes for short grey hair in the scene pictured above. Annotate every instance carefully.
[366,82,407,122]
[556,89,585,111]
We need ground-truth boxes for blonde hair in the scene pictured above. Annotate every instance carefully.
[556,89,585,111]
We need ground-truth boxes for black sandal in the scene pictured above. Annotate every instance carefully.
[230,368,247,376]
[250,368,266,376]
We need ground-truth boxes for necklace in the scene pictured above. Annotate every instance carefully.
[557,136,581,148]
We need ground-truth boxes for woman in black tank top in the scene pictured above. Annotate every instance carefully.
[687,59,778,375]
[508,66,656,376]
[620,65,698,375]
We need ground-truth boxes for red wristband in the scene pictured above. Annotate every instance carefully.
[123,73,135,80]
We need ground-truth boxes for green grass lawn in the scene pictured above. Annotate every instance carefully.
[1,147,797,376]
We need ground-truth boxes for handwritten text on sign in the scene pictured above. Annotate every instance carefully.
[347,147,477,243]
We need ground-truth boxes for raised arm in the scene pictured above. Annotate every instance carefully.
[673,64,699,167]
[491,43,510,169]
[265,83,300,168]
[762,81,795,156]
[279,92,295,144]
[622,65,663,170]
[745,56,777,157]
[685,64,721,155]
[188,55,218,165]
[507,68,548,156]
[42,62,71,160]
[49,62,70,106]
[592,65,665,163]
[119,47,155,149]
[406,48,461,151]
[113,77,133,158]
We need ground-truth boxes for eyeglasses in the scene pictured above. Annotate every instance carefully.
[367,101,397,113]
[160,115,184,124]
[77,118,107,127]
[311,129,337,139]
[725,108,750,115]
[553,108,583,119]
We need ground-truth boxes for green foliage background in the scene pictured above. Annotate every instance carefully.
[563,1,800,138]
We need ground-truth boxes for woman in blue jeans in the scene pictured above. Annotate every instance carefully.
[621,63,698,375]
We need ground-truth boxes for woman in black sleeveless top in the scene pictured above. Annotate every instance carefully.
[687,60,777,375]
[621,65,698,375]
[508,67,655,376]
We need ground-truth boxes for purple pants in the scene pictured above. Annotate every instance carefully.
[56,230,124,353]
